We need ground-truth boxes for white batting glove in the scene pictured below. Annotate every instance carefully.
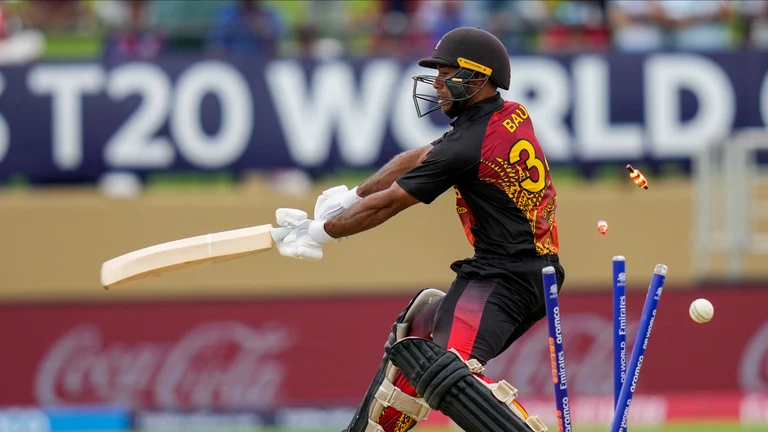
[273,208,335,261]
[314,185,363,221]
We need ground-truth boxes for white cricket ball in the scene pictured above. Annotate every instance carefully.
[689,298,714,324]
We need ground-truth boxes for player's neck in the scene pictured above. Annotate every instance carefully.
[468,89,498,107]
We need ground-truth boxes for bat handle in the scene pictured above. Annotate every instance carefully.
[271,227,290,243]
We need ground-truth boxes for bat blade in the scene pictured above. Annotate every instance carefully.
[100,224,276,289]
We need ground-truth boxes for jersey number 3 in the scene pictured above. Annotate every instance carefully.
[509,139,548,193]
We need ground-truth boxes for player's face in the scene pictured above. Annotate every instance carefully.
[434,66,459,114]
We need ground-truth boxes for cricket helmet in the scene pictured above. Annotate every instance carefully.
[412,27,511,118]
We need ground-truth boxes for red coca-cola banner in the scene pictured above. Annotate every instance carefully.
[1,285,767,412]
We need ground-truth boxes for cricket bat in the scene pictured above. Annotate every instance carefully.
[100,224,286,289]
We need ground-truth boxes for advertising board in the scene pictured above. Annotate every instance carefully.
[0,51,766,183]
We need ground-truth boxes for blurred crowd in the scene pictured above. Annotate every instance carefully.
[0,0,766,63]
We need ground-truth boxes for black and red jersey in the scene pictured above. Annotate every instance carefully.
[397,93,559,277]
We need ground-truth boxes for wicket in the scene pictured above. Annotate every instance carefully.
[613,256,627,410]
[541,258,667,432]
[542,266,572,432]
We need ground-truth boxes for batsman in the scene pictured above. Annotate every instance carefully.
[272,27,566,432]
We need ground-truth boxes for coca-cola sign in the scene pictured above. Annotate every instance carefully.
[34,322,292,409]
[740,320,768,391]
[0,285,767,410]
[0,296,409,410]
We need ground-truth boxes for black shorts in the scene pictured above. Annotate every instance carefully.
[431,255,565,366]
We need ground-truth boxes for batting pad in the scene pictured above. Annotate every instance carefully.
[389,337,547,432]
[343,288,445,432]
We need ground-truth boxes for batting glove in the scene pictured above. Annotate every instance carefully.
[313,185,362,221]
[272,208,335,261]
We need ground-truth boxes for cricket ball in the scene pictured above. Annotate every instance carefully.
[689,298,714,324]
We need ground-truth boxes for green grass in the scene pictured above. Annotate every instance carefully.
[43,33,103,59]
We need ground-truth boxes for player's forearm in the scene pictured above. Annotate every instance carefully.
[357,146,431,197]
[323,191,405,239]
